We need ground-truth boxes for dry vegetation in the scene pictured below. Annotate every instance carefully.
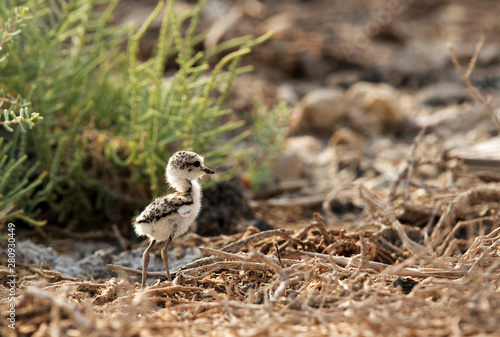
[2,180,500,336]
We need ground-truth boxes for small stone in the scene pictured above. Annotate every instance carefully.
[286,135,323,157]
[416,82,469,106]
[272,151,305,181]
[292,88,348,135]
[277,84,299,104]
[329,128,366,170]
[345,82,405,134]
[271,136,322,181]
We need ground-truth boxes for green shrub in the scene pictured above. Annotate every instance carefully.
[0,0,287,230]
[0,4,45,228]
[246,102,289,191]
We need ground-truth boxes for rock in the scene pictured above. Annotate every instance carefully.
[272,151,306,181]
[345,82,405,135]
[449,42,500,67]
[277,84,299,104]
[329,127,366,149]
[436,3,468,26]
[326,70,364,88]
[292,88,349,135]
[328,128,366,170]
[228,74,277,112]
[299,50,329,80]
[446,137,500,173]
[393,46,429,79]
[271,136,322,181]
[412,105,478,132]
[416,82,470,106]
[476,43,500,66]
[263,11,298,36]
[285,135,323,163]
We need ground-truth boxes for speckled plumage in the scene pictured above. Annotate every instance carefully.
[135,191,193,224]
[168,151,198,170]
[134,151,214,287]
[134,185,198,242]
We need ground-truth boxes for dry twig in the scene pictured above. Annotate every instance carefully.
[448,36,500,133]
[22,287,92,333]
[430,184,500,252]
[388,126,427,202]
[314,212,331,245]
[181,260,273,276]
[106,264,164,278]
[112,223,129,251]
[299,251,465,279]
[220,228,295,252]
[248,249,289,301]
[359,185,428,256]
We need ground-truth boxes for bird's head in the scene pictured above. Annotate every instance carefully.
[167,151,215,184]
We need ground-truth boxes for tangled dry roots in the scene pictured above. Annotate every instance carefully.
[2,180,500,337]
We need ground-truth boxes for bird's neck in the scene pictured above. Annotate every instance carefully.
[169,176,199,194]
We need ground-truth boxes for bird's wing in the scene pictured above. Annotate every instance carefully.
[135,192,194,224]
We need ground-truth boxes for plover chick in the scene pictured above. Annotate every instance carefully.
[134,151,214,287]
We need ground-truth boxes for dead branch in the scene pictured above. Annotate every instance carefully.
[430,184,500,252]
[23,287,91,332]
[461,236,500,283]
[112,223,129,251]
[388,126,427,202]
[437,215,499,257]
[461,226,500,261]
[299,251,465,279]
[45,281,107,291]
[176,229,296,273]
[0,259,51,271]
[177,256,222,272]
[248,250,286,278]
[180,260,273,276]
[314,212,331,245]
[24,269,81,283]
[199,247,298,268]
[248,249,289,301]
[448,37,500,133]
[359,185,429,256]
[143,285,207,296]
[274,242,283,268]
[220,228,295,252]
[106,264,164,278]
[92,278,119,305]
[199,247,246,261]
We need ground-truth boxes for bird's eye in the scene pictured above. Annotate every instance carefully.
[193,161,200,167]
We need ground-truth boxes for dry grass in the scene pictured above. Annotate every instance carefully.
[2,187,500,337]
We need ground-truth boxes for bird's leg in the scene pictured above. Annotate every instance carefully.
[142,239,156,288]
[161,236,173,282]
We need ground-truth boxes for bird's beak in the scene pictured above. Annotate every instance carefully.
[203,167,215,174]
